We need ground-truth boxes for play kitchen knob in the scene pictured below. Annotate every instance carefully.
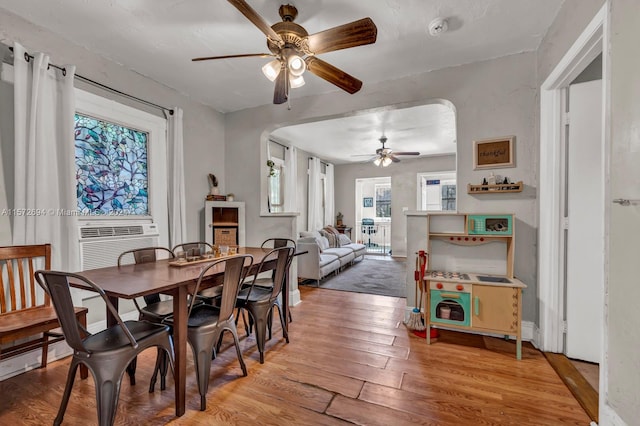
[436,283,443,289]
[456,285,464,291]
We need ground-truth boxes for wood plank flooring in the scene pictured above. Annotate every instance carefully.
[0,287,591,425]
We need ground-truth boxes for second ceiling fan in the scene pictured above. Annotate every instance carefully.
[192,0,377,104]
[363,136,420,167]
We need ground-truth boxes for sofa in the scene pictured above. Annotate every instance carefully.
[297,229,366,286]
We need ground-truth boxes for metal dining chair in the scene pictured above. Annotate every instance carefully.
[117,247,177,391]
[236,246,294,364]
[171,241,214,258]
[35,270,174,426]
[163,254,253,411]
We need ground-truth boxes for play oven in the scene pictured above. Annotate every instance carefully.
[467,214,513,235]
[429,281,472,327]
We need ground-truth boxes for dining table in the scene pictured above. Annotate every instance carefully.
[74,246,295,417]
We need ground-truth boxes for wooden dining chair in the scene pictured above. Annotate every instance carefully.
[0,244,88,370]
[35,270,174,426]
[163,254,253,411]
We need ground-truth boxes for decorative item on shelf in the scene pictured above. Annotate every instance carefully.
[227,193,235,202]
[468,180,523,194]
[336,211,344,226]
[267,160,276,177]
[208,173,219,196]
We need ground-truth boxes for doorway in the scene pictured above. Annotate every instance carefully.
[355,177,391,255]
[538,5,607,421]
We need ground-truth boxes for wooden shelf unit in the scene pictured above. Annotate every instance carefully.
[204,201,245,248]
[424,213,526,359]
[467,181,523,194]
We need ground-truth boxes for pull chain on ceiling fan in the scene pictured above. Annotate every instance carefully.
[192,1,377,105]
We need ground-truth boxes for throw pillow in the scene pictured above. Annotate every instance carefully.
[318,236,330,251]
[320,229,340,248]
[338,234,352,246]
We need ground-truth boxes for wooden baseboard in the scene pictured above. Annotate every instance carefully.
[544,352,598,423]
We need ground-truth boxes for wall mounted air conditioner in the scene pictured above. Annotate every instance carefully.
[78,223,160,271]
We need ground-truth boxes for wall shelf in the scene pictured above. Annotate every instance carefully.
[467,181,523,194]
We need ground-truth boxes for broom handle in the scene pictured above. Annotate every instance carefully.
[414,256,420,309]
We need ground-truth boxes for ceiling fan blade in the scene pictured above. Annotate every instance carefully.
[304,18,377,55]
[393,151,420,156]
[305,57,362,94]
[390,154,401,163]
[273,68,288,104]
[192,53,274,62]
[227,0,284,47]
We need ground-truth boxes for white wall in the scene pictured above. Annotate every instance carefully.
[0,8,224,244]
[336,154,456,257]
[226,51,539,322]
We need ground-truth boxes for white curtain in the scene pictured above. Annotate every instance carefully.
[12,42,79,271]
[325,163,335,226]
[284,146,298,212]
[307,157,323,231]
[167,107,187,247]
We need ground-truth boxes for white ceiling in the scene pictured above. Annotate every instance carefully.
[1,0,563,162]
[271,102,456,164]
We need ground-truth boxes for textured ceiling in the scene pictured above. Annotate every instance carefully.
[0,0,563,162]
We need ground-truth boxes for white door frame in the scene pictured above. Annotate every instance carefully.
[538,4,608,353]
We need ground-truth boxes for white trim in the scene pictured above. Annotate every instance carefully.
[74,89,169,248]
[600,403,628,426]
[538,5,606,353]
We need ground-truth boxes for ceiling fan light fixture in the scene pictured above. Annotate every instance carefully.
[373,157,382,167]
[288,55,306,77]
[382,156,392,167]
[289,74,305,88]
[262,59,282,82]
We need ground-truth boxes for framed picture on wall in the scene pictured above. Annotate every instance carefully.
[473,136,515,170]
[363,197,373,207]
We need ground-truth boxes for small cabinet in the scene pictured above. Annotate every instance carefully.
[205,201,245,248]
[472,285,519,333]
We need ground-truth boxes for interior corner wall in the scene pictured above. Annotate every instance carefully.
[225,51,538,323]
[334,154,456,258]
[0,8,225,244]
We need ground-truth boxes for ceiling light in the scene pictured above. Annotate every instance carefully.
[373,157,382,167]
[288,55,306,77]
[289,74,305,88]
[382,156,392,167]
[262,59,282,82]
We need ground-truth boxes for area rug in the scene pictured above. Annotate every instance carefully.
[306,258,407,298]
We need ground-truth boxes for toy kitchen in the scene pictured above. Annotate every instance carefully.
[422,213,526,359]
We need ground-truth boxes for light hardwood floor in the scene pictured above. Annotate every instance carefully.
[0,286,590,425]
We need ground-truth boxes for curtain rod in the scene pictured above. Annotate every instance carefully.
[308,157,330,166]
[268,139,289,150]
[11,47,173,115]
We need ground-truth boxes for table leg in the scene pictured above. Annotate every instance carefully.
[173,287,187,416]
[283,269,290,333]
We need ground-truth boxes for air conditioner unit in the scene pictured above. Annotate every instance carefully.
[79,223,160,270]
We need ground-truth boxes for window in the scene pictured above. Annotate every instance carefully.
[75,114,149,215]
[75,89,168,241]
[268,157,284,213]
[375,184,391,218]
[418,172,456,211]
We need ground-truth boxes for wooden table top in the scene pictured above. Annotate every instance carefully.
[76,247,275,298]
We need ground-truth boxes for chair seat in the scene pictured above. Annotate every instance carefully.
[237,286,272,304]
[139,300,175,322]
[197,285,223,300]
[84,320,170,352]
[164,304,223,329]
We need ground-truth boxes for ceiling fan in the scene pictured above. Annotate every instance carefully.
[358,136,420,167]
[192,1,377,104]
